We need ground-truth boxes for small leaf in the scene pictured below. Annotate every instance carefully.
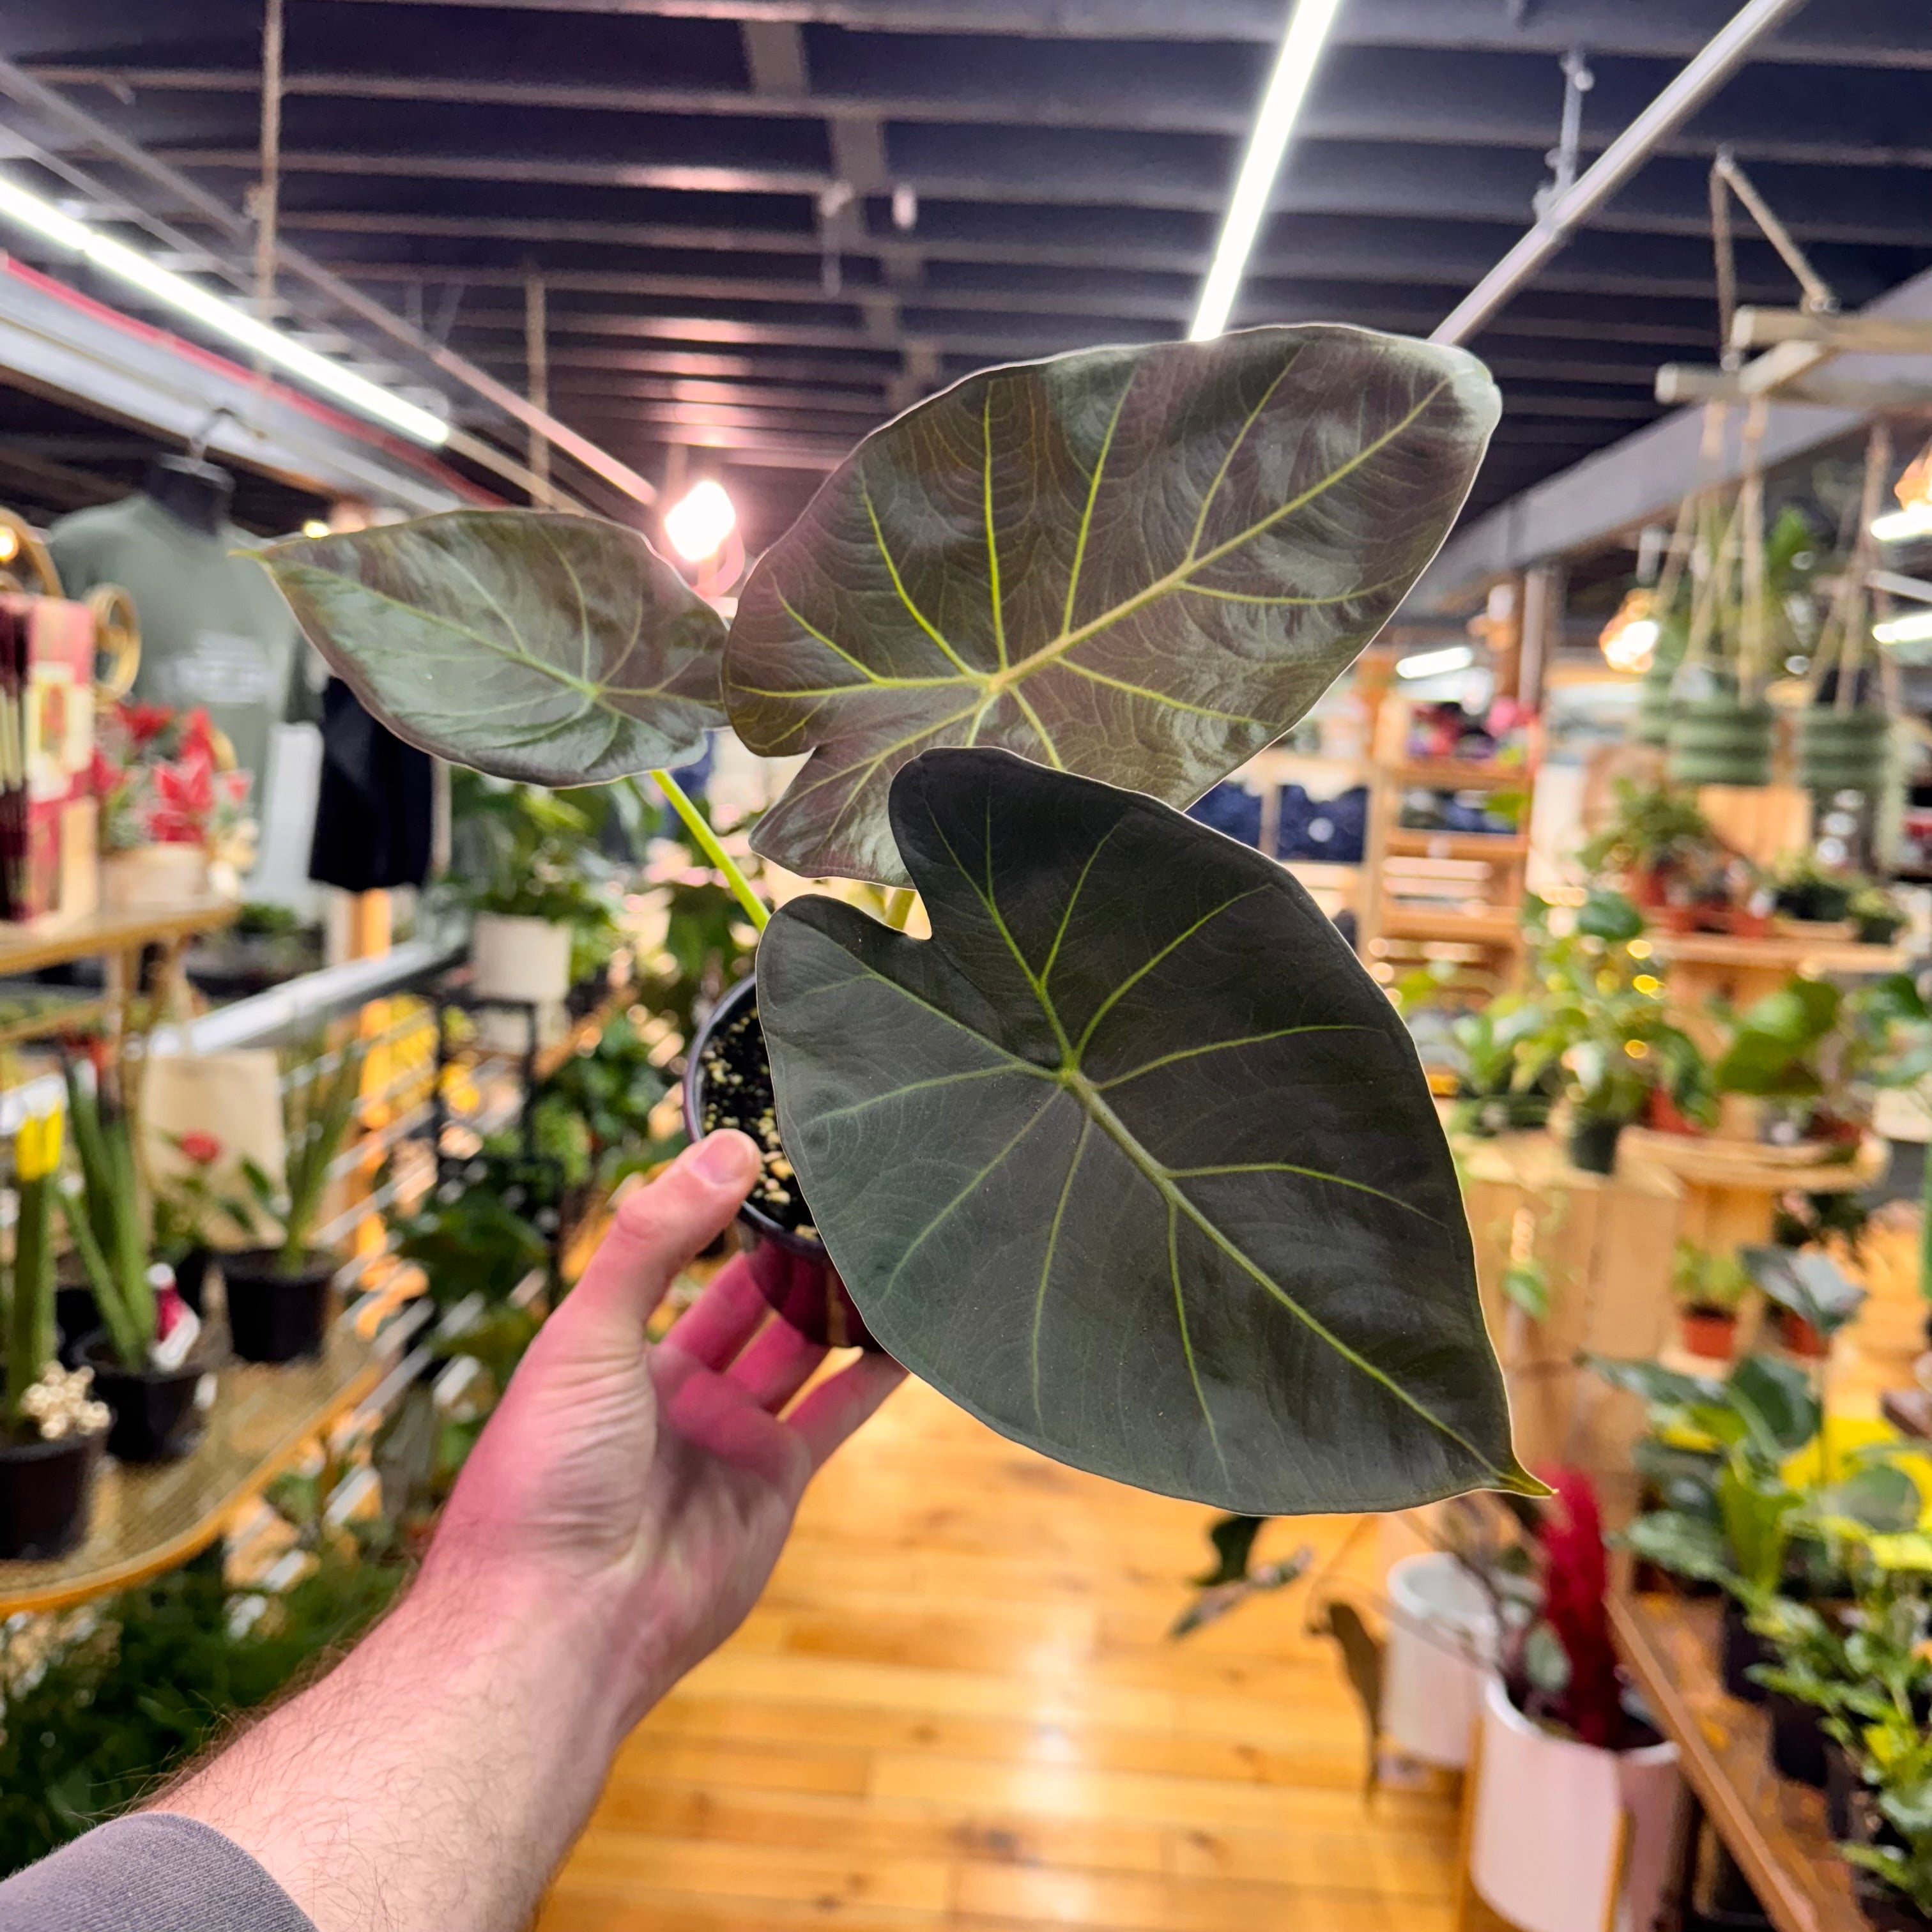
[261,510,727,785]
[760,747,1528,1513]
[1193,1513,1269,1587]
[728,327,1499,883]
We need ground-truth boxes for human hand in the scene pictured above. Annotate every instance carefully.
[426,1129,906,1728]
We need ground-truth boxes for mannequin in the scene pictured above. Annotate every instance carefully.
[141,454,235,537]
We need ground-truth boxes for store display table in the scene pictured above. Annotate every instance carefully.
[0,1324,381,1614]
[1613,1594,1864,1932]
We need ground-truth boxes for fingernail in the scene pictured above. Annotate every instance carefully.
[689,1130,760,1187]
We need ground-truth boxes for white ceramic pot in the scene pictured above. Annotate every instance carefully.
[101,843,209,911]
[1381,1552,1497,1768]
[470,914,572,1007]
[1469,1673,1682,1932]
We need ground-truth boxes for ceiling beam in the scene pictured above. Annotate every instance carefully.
[1412,257,1932,610]
[256,0,1932,70]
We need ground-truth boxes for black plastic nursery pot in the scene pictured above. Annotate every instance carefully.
[1766,1687,1828,1789]
[1826,1738,1861,1842]
[0,1427,100,1559]
[76,1332,207,1463]
[223,1250,336,1363]
[1719,1598,1772,1705]
[684,974,876,1351]
[1567,1114,1625,1176]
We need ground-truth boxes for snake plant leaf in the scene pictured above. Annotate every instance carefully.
[759,747,1530,1514]
[727,325,1499,884]
[261,510,727,785]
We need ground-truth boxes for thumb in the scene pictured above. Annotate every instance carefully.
[561,1131,762,1341]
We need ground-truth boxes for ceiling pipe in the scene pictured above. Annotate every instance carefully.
[1431,0,1810,348]
[0,54,656,509]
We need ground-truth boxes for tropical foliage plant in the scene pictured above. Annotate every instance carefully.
[261,325,1532,1515]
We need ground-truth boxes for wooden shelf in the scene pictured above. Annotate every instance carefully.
[1385,759,1531,792]
[1379,906,1524,945]
[0,898,236,975]
[0,1323,383,1615]
[1649,932,1910,975]
[1614,1594,1864,1932]
[1384,829,1529,861]
[1620,1127,1885,1195]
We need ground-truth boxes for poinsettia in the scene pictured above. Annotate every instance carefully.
[93,701,255,852]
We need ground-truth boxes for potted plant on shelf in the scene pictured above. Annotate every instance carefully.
[1671,1242,1751,1361]
[1744,1245,1867,1362]
[1519,892,1712,1176]
[450,772,625,1016]
[261,323,1541,1517]
[1445,999,1555,1138]
[1851,883,1908,947]
[1710,976,1848,1147]
[1577,779,1719,910]
[90,702,254,909]
[0,1110,109,1556]
[220,1043,365,1363]
[59,1067,210,1464]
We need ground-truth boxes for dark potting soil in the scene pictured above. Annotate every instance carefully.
[696,997,818,1242]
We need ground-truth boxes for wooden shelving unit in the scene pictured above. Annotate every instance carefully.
[1358,700,1536,990]
[1234,744,1370,925]
[0,1325,384,1615]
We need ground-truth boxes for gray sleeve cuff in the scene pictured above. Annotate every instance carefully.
[0,1813,316,1932]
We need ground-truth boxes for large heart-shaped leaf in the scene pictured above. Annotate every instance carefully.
[727,326,1499,884]
[261,509,726,785]
[759,747,1528,1514]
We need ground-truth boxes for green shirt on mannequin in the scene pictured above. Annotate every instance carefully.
[48,492,302,794]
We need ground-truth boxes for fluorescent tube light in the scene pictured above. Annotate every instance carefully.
[1873,503,1932,544]
[0,173,449,447]
[1874,609,1932,647]
[1396,644,1474,680]
[1188,0,1346,342]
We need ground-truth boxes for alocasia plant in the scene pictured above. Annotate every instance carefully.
[259,322,1531,1514]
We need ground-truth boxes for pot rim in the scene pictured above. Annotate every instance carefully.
[684,971,826,1259]
[1481,1670,1678,1767]
[222,1247,341,1285]
[0,1421,103,1463]
[75,1329,210,1385]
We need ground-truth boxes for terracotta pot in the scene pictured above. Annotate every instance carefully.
[1646,1089,1702,1137]
[1657,903,1699,935]
[1630,867,1669,910]
[1774,1308,1830,1360]
[1680,1308,1738,1362]
[1723,908,1772,939]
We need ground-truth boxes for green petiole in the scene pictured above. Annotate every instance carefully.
[648,767,769,933]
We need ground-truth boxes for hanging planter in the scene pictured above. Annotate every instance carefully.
[1798,704,1890,795]
[1666,671,1775,788]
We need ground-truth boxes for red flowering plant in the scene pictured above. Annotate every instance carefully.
[149,1128,270,1269]
[91,702,253,855]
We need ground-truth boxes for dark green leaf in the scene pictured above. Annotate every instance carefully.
[1623,1510,1732,1584]
[1728,1353,1823,1459]
[1742,1245,1867,1338]
[1576,891,1643,942]
[1583,1355,1724,1409]
[728,328,1499,883]
[760,747,1528,1512]
[261,510,727,785]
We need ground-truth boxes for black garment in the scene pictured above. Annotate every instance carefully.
[307,678,433,892]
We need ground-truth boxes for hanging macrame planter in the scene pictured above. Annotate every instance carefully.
[1797,425,1895,799]
[1797,704,1889,795]
[1666,671,1775,788]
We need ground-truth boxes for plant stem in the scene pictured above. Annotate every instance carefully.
[648,768,769,933]
[882,888,917,931]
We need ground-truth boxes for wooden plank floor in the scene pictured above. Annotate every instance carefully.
[538,1377,1468,1932]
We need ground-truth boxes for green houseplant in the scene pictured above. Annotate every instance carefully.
[221,1043,365,1363]
[1577,779,1717,907]
[1671,1242,1751,1362]
[261,325,1537,1515]
[1,1111,107,1554]
[60,1068,210,1464]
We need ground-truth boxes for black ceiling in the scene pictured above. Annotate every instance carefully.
[1,0,1931,545]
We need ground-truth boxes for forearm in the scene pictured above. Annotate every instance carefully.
[157,1557,643,1932]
